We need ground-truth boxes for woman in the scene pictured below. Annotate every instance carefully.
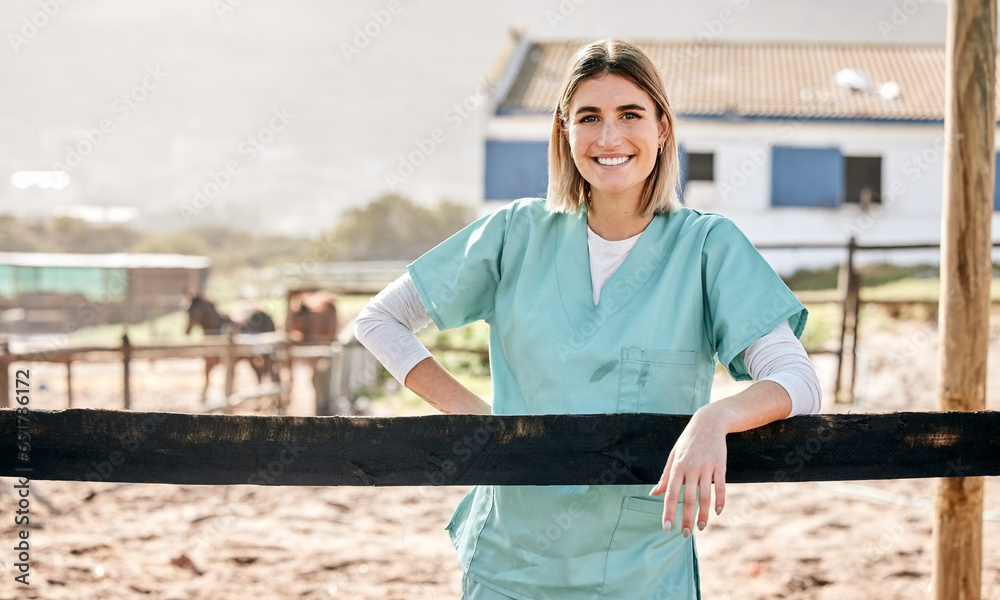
[355,39,821,600]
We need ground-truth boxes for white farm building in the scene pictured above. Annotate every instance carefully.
[483,37,1000,273]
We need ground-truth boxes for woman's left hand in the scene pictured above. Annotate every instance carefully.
[648,380,794,538]
[648,404,729,538]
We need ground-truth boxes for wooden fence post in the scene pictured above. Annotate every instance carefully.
[935,0,995,598]
[327,343,345,416]
[0,341,9,409]
[848,264,862,401]
[312,357,333,416]
[122,333,131,410]
[835,237,860,403]
[224,329,237,399]
[66,359,73,408]
[277,344,291,416]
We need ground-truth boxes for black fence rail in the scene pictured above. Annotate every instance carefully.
[2,409,997,486]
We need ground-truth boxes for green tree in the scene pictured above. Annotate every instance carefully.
[188,225,254,251]
[0,216,44,251]
[316,194,476,261]
[48,217,142,253]
[129,232,213,256]
[129,228,312,271]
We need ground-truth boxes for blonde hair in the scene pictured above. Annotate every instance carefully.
[546,39,680,215]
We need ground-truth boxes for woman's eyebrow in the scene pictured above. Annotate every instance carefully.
[616,103,647,112]
[573,103,648,116]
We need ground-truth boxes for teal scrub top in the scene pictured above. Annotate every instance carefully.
[408,198,807,600]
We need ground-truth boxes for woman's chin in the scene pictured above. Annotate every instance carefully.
[586,181,644,201]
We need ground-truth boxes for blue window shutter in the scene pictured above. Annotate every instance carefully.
[771,147,844,207]
[484,140,549,201]
[994,153,1000,211]
[677,144,688,200]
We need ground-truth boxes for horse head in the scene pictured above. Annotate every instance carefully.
[185,293,227,335]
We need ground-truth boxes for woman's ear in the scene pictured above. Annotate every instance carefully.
[658,113,671,146]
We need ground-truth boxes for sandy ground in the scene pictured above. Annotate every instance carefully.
[3,309,1000,600]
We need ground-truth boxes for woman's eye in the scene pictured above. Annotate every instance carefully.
[580,115,598,123]
[622,112,640,120]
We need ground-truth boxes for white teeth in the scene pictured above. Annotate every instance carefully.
[596,156,630,166]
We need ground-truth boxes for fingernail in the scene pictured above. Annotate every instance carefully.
[682,527,691,538]
[716,506,723,515]
[697,521,706,531]
[648,486,657,496]
[663,520,672,534]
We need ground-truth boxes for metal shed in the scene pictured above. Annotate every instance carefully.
[0,252,209,334]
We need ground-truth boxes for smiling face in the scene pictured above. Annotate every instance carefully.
[565,73,669,211]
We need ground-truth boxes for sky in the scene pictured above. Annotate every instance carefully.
[0,0,951,235]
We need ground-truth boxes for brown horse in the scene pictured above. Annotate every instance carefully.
[185,293,278,401]
[285,289,344,412]
[286,289,339,342]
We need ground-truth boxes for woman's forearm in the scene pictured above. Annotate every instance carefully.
[405,357,492,415]
[696,379,792,433]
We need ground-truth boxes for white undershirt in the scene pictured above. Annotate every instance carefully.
[587,226,641,305]
[354,228,822,416]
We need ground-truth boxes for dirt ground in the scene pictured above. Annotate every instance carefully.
[3,309,1000,600]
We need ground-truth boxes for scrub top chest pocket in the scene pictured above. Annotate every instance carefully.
[617,348,701,414]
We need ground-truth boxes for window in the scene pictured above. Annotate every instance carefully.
[484,140,549,201]
[686,153,714,181]
[844,156,882,206]
[771,146,844,207]
[679,150,715,207]
[771,148,883,208]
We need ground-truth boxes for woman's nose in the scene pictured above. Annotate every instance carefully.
[598,121,622,147]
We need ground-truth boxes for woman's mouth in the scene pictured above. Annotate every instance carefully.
[594,155,633,166]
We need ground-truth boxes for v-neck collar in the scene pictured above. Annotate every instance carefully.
[555,207,673,341]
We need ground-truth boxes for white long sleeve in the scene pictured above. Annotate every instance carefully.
[353,274,434,384]
[741,321,823,416]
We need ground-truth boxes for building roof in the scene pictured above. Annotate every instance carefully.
[496,40,989,122]
[0,253,210,269]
